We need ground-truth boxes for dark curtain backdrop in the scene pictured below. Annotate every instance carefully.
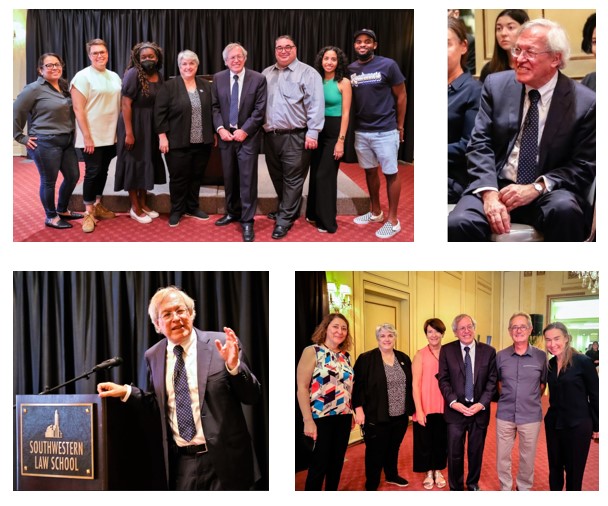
[294,271,328,472]
[26,9,414,161]
[13,271,269,490]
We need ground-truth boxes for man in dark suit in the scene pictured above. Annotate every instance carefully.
[98,286,261,490]
[212,43,267,242]
[448,19,595,241]
[438,314,497,491]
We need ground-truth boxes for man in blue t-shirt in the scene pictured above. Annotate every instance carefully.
[348,29,407,239]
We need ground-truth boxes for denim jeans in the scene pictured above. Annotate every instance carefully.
[27,133,80,219]
[81,144,117,205]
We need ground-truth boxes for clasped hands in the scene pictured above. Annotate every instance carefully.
[482,184,539,235]
[452,401,483,416]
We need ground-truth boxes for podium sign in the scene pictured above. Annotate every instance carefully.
[20,402,95,480]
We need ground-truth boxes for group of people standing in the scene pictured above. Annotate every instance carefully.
[297,312,599,491]
[14,28,407,241]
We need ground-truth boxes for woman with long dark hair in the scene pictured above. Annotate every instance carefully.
[13,53,83,229]
[115,42,166,223]
[543,322,599,490]
[305,46,352,234]
[479,9,530,82]
[581,13,596,91]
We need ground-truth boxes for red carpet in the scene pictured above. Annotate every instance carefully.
[13,157,413,242]
[295,396,599,491]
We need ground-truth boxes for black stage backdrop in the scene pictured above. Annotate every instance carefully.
[294,271,328,472]
[13,271,269,490]
[26,9,414,162]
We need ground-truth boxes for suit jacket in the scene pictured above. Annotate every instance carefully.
[438,340,497,427]
[211,68,267,152]
[465,70,595,199]
[154,76,214,149]
[130,328,261,490]
[352,348,414,424]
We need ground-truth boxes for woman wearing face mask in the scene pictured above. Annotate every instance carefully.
[115,42,166,223]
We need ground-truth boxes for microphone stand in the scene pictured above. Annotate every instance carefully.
[38,367,100,395]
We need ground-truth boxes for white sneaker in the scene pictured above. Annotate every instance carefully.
[353,210,384,224]
[130,208,152,224]
[375,220,401,239]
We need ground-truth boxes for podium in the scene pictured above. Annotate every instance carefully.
[15,394,166,490]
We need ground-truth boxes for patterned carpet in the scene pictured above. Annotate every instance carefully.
[295,396,599,491]
[13,157,413,242]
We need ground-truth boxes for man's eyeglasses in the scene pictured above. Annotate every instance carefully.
[160,308,189,321]
[275,45,295,53]
[511,46,552,60]
[42,63,63,69]
[509,325,530,332]
[457,325,474,332]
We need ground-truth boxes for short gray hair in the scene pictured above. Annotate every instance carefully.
[375,323,398,339]
[452,314,476,332]
[177,49,200,67]
[148,286,196,333]
[222,43,247,63]
[519,18,570,69]
[508,312,532,328]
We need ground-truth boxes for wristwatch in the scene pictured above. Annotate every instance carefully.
[533,182,545,195]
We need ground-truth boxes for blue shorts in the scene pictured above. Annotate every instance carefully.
[354,130,400,175]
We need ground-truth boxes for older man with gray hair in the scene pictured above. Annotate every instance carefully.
[449,18,596,241]
[495,312,547,490]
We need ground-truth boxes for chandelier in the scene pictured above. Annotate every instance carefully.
[573,271,599,294]
[326,282,352,313]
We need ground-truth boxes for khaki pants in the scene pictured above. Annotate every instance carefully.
[496,419,541,491]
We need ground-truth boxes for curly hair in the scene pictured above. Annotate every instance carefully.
[314,46,349,82]
[126,41,163,97]
[310,313,353,352]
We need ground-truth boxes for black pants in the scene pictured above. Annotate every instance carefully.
[165,143,212,215]
[306,116,341,233]
[305,415,351,491]
[545,417,593,490]
[264,131,311,227]
[446,418,487,490]
[363,415,408,490]
[169,450,222,491]
[81,144,116,204]
[413,413,448,472]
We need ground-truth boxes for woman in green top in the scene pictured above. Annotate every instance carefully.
[305,46,352,233]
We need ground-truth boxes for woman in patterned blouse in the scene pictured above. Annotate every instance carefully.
[352,323,414,490]
[296,313,354,490]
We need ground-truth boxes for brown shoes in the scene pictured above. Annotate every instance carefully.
[93,202,116,219]
[82,214,96,233]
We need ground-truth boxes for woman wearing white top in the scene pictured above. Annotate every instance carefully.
[70,38,121,233]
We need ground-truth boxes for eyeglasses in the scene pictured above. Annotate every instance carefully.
[275,45,295,53]
[457,325,474,332]
[160,308,189,321]
[511,47,552,60]
[227,55,245,61]
[90,50,107,57]
[509,325,530,332]
[42,63,63,69]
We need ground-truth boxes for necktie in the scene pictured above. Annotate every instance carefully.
[173,345,196,442]
[516,89,541,184]
[464,346,474,402]
[229,74,239,127]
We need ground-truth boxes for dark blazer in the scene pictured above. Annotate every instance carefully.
[352,348,414,424]
[438,340,497,427]
[545,353,599,432]
[154,76,214,149]
[130,328,261,490]
[211,68,267,148]
[465,70,596,198]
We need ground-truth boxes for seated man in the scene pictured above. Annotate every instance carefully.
[448,18,595,241]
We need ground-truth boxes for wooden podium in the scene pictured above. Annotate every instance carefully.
[15,394,166,490]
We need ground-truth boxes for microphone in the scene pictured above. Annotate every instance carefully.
[92,356,123,372]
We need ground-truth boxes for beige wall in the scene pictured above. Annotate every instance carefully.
[475,8,596,80]
[326,271,595,359]
[13,9,27,156]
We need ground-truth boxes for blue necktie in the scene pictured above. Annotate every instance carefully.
[517,89,541,184]
[173,345,196,442]
[464,346,474,402]
[229,74,239,128]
